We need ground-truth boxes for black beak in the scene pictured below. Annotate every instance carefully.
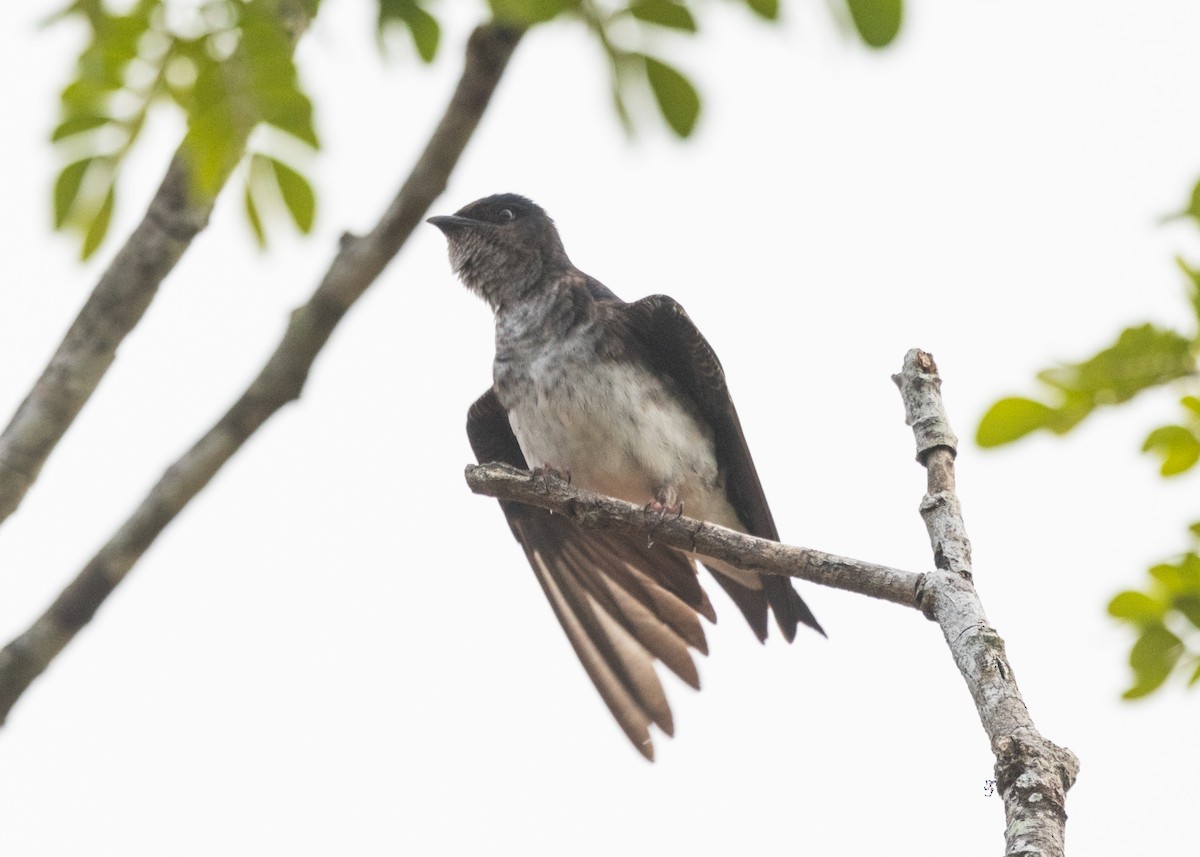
[427,214,477,233]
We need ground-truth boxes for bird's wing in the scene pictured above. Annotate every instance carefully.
[620,295,824,641]
[467,388,715,760]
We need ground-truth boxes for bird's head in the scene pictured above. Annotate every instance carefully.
[427,193,568,310]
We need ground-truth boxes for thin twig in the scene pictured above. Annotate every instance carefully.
[893,348,1079,857]
[0,23,524,726]
[465,461,923,607]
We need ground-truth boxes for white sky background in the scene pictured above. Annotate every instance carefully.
[1,1,1198,853]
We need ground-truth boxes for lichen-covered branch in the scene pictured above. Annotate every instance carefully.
[465,461,923,607]
[0,3,314,528]
[0,23,524,726]
[893,348,1079,857]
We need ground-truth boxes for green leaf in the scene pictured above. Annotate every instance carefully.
[51,114,110,142]
[258,89,320,148]
[643,55,700,137]
[744,0,779,20]
[1036,324,1195,403]
[1180,258,1200,327]
[244,180,266,248]
[1149,561,1186,591]
[1182,395,1200,417]
[1175,595,1200,630]
[1188,521,1200,540]
[1123,623,1183,699]
[403,4,440,62]
[1184,179,1200,221]
[54,158,93,228]
[269,157,315,233]
[1108,590,1166,623]
[846,0,903,48]
[1190,660,1200,687]
[81,183,115,260]
[489,0,571,25]
[1143,424,1200,476]
[629,0,697,31]
[975,397,1059,447]
[1178,553,1200,590]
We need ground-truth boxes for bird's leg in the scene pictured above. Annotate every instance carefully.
[644,486,684,546]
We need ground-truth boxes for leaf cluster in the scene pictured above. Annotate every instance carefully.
[976,184,1200,699]
[51,0,320,257]
[1108,549,1200,698]
[50,0,902,257]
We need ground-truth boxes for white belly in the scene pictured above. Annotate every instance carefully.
[506,358,742,530]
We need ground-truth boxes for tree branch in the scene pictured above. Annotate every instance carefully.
[465,461,923,607]
[893,348,1079,857]
[0,22,524,726]
[0,2,315,528]
[464,348,1080,854]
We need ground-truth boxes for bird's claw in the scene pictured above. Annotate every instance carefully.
[531,464,571,493]
[643,497,683,547]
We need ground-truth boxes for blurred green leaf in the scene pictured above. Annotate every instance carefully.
[1189,521,1200,540]
[53,158,93,228]
[1175,595,1200,630]
[980,324,1196,448]
[1036,324,1194,402]
[51,114,110,142]
[629,0,696,31]
[976,397,1072,446]
[1179,258,1200,327]
[1184,179,1200,221]
[244,180,267,248]
[80,183,115,260]
[1191,661,1200,686]
[643,55,700,137]
[1180,552,1200,587]
[744,0,779,20]
[846,0,902,48]
[269,157,316,233]
[489,0,572,25]
[378,0,441,62]
[1108,590,1166,623]
[1143,424,1200,476]
[1124,623,1183,699]
[1149,561,1185,591]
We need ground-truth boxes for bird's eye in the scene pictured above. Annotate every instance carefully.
[498,208,514,222]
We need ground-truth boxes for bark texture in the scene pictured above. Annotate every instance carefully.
[893,348,1079,857]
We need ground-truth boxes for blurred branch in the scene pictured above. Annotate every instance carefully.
[0,2,315,528]
[893,348,1079,857]
[0,22,524,726]
[465,462,923,607]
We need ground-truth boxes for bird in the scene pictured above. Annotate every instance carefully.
[428,193,822,760]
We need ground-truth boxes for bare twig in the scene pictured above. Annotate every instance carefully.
[0,23,524,725]
[466,462,923,605]
[893,348,1079,857]
[0,2,314,528]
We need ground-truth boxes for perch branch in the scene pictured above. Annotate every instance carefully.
[893,348,1079,857]
[0,23,524,726]
[465,461,923,607]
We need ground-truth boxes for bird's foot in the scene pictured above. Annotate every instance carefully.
[643,495,683,547]
[531,464,571,493]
